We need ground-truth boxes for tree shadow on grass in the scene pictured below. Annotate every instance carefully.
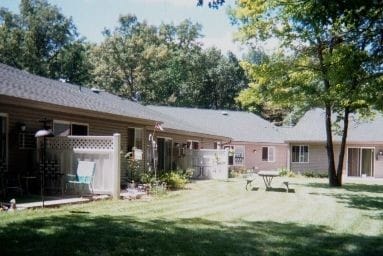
[0,214,382,256]
[305,182,383,219]
[305,182,383,194]
[265,187,295,193]
[332,194,383,220]
[342,183,383,193]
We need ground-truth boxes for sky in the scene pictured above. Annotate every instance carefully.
[1,0,248,56]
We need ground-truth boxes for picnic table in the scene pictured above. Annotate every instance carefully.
[258,170,280,190]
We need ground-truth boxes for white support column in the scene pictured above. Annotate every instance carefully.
[286,144,291,171]
[112,133,121,199]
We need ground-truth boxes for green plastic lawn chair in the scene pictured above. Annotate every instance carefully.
[66,161,96,195]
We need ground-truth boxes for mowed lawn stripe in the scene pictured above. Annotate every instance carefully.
[1,177,382,256]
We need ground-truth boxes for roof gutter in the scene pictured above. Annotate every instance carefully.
[0,95,159,126]
[146,126,231,142]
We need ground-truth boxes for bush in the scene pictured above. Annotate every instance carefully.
[278,168,296,177]
[228,168,241,178]
[302,170,328,178]
[160,170,188,190]
[139,172,156,184]
[182,168,194,182]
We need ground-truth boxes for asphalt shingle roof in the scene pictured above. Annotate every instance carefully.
[0,63,228,138]
[148,106,285,143]
[0,63,164,123]
[286,108,383,143]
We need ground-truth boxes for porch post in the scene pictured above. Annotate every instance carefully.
[112,133,121,199]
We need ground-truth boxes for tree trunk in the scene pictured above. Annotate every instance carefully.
[335,107,350,186]
[325,105,338,186]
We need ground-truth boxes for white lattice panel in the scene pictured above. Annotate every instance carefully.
[47,136,113,151]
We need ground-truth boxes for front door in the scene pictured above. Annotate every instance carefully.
[347,148,374,177]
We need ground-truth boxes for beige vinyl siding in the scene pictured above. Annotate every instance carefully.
[236,143,288,171]
[0,102,140,185]
[290,143,341,174]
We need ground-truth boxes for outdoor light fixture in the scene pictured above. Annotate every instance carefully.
[19,123,26,132]
[35,129,53,138]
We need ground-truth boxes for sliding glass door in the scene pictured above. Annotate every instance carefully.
[347,148,374,177]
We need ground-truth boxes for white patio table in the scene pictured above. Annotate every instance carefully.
[257,170,280,190]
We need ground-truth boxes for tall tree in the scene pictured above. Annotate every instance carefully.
[50,41,92,85]
[90,14,164,99]
[0,0,90,84]
[196,48,247,109]
[232,0,383,186]
[91,15,247,109]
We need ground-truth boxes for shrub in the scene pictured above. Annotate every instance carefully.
[160,171,188,190]
[228,168,241,178]
[302,170,328,178]
[139,172,156,184]
[182,168,194,182]
[278,168,296,177]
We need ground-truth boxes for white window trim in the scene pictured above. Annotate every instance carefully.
[187,140,200,150]
[262,146,275,162]
[129,127,144,148]
[346,146,375,177]
[292,145,309,163]
[233,145,245,166]
[53,120,89,136]
[71,121,89,128]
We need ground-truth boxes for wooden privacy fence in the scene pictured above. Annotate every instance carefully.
[45,134,121,198]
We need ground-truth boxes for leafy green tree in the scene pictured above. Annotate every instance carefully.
[196,49,247,109]
[239,49,290,123]
[90,14,165,99]
[50,41,92,85]
[91,14,247,109]
[0,0,90,84]
[144,20,203,104]
[232,0,383,186]
[0,8,23,68]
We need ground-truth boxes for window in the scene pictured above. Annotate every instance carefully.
[224,145,245,166]
[71,123,88,135]
[187,140,199,150]
[234,146,245,165]
[53,121,70,136]
[127,127,143,152]
[53,120,88,136]
[292,145,309,163]
[224,146,234,165]
[262,146,275,162]
[214,141,221,149]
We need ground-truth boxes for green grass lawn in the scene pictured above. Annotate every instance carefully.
[1,176,383,256]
